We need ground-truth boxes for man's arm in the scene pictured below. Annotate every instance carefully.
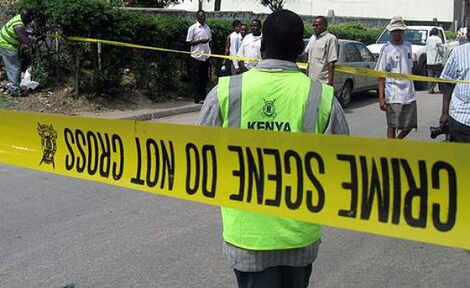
[196,86,222,127]
[326,36,338,86]
[186,26,209,47]
[14,25,32,46]
[440,84,454,125]
[327,62,335,86]
[378,78,386,111]
[223,34,231,65]
[324,98,350,135]
[439,51,458,125]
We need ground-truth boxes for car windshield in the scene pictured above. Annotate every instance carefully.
[377,29,428,45]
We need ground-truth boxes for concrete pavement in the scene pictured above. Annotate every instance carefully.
[1,90,468,288]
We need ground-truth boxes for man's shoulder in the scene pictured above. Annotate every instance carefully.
[324,32,337,40]
[455,43,470,55]
[380,42,393,54]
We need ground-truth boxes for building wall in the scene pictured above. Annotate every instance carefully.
[170,0,454,22]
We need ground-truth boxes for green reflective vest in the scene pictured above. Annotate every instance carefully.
[0,15,24,51]
[217,68,334,250]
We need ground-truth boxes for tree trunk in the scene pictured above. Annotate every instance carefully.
[214,0,221,11]
[198,0,203,10]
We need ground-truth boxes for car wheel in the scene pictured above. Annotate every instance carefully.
[337,81,353,107]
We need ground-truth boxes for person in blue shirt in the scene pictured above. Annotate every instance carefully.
[440,30,470,143]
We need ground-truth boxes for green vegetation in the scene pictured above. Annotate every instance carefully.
[13,0,385,100]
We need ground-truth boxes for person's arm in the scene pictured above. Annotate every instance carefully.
[235,39,246,72]
[439,52,458,125]
[326,36,338,86]
[186,26,209,47]
[440,84,454,125]
[327,62,335,86]
[196,86,222,127]
[378,78,386,111]
[223,34,231,65]
[324,97,350,135]
[14,25,32,46]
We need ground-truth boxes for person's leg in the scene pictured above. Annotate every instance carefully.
[449,117,470,143]
[436,64,444,93]
[198,59,209,102]
[387,127,396,138]
[190,57,202,103]
[279,264,313,288]
[397,129,412,139]
[234,267,279,288]
[427,66,436,93]
[0,48,21,95]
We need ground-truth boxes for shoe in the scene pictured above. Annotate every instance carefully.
[198,100,204,104]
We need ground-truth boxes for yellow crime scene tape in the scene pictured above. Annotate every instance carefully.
[63,36,470,84]
[1,109,469,250]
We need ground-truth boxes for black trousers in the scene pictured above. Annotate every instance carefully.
[427,64,443,92]
[190,57,209,102]
[234,264,313,288]
[449,117,470,143]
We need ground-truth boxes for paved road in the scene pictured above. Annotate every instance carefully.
[1,91,468,288]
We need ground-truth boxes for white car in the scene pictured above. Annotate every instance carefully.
[367,26,448,90]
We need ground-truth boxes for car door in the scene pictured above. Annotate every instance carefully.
[353,42,377,90]
[343,43,366,89]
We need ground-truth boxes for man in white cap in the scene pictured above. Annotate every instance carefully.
[376,16,417,139]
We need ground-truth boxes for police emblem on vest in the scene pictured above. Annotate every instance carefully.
[247,98,291,131]
[37,123,57,168]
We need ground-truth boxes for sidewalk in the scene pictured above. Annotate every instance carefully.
[78,100,202,120]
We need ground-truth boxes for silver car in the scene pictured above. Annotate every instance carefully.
[303,39,377,107]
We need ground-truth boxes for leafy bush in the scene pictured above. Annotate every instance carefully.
[445,30,457,40]
[14,0,385,100]
[329,22,383,45]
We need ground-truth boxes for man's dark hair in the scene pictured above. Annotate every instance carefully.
[232,20,242,28]
[252,19,262,27]
[20,9,33,25]
[315,16,328,26]
[196,10,205,15]
[430,28,439,36]
[261,10,304,61]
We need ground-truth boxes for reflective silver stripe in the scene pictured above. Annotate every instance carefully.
[228,74,243,128]
[302,79,323,132]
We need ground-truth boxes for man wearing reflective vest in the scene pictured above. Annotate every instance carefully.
[0,10,34,96]
[197,10,349,288]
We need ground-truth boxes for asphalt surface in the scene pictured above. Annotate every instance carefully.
[1,90,469,288]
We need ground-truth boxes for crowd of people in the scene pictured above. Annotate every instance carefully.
[186,10,470,144]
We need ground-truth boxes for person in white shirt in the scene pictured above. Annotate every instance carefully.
[223,20,242,75]
[236,19,262,73]
[426,28,444,94]
[376,16,417,139]
[186,10,212,104]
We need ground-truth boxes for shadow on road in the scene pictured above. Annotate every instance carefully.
[343,90,378,113]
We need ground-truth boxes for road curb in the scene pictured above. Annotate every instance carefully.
[119,103,202,121]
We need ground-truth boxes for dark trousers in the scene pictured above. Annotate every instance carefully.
[427,64,443,92]
[449,117,470,143]
[190,57,209,102]
[234,264,313,288]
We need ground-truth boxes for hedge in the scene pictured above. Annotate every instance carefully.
[15,0,387,100]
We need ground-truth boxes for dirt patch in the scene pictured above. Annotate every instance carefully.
[0,77,190,116]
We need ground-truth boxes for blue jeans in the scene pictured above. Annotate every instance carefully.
[0,47,21,94]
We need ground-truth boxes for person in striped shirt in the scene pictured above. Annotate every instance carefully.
[440,30,470,143]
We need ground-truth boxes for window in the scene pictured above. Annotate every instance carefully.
[377,29,428,46]
[353,43,375,62]
[344,43,362,62]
